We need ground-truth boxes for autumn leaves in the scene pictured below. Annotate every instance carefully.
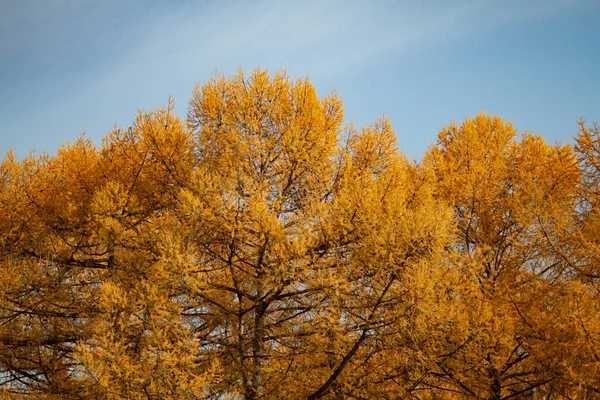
[0,69,598,399]
[424,115,593,398]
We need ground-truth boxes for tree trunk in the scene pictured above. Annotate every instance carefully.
[489,366,502,400]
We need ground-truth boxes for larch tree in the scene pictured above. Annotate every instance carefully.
[423,113,598,399]
[0,69,452,399]
[0,103,220,399]
[1,69,597,400]
[74,105,221,399]
[180,70,451,399]
[0,140,104,398]
[575,120,600,280]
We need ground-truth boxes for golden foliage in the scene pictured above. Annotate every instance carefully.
[0,70,598,399]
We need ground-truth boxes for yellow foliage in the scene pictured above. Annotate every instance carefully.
[0,72,598,399]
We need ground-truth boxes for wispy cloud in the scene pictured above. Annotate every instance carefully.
[76,0,591,94]
[0,0,596,156]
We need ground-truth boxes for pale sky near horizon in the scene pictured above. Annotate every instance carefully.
[1,0,599,160]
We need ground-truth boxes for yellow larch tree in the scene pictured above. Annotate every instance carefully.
[2,70,596,400]
[0,69,453,399]
[180,69,451,399]
[575,120,600,280]
[75,104,220,399]
[0,139,103,398]
[0,103,220,398]
[423,113,598,399]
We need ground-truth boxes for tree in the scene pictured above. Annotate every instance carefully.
[574,120,600,280]
[180,69,450,398]
[0,69,451,399]
[2,70,597,399]
[423,113,598,399]
[0,103,220,398]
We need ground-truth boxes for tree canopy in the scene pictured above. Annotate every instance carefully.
[0,69,598,399]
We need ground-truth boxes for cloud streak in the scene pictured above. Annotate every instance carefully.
[0,0,596,157]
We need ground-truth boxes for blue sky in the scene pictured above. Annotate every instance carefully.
[1,0,599,160]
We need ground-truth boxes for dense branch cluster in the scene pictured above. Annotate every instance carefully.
[0,69,599,399]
